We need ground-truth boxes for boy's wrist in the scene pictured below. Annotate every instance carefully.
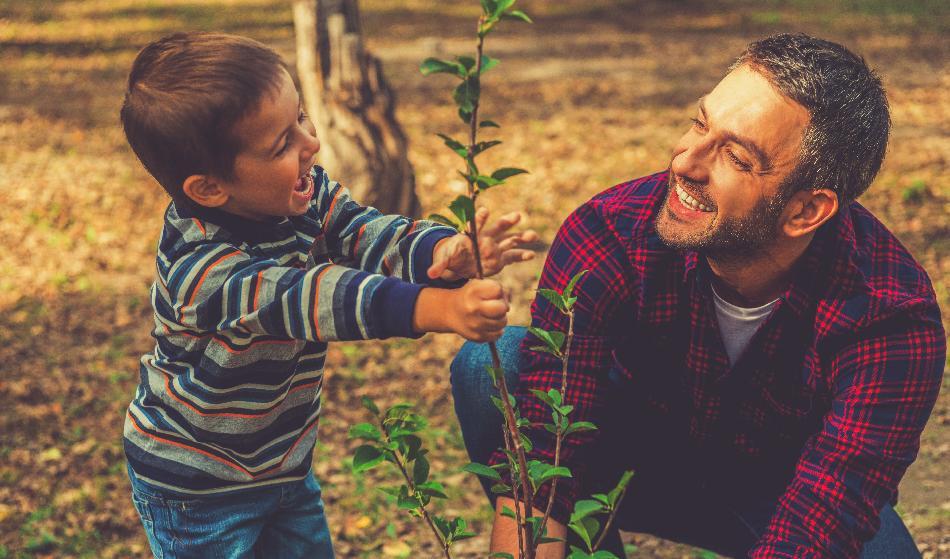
[412,287,453,334]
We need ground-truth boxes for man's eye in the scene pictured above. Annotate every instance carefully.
[690,117,707,132]
[726,149,752,172]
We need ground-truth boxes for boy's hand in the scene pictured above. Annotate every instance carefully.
[413,280,509,342]
[428,208,538,281]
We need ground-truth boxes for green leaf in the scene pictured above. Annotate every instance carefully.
[432,514,451,540]
[417,481,448,499]
[571,499,605,521]
[591,493,611,507]
[563,269,589,303]
[360,396,379,415]
[519,431,533,453]
[420,57,466,77]
[397,485,420,510]
[607,470,635,507]
[492,0,516,17]
[490,482,512,494]
[348,423,381,442]
[436,133,468,158]
[449,195,476,226]
[485,365,503,384]
[462,462,503,482]
[480,0,499,15]
[459,106,473,124]
[564,421,597,436]
[427,212,461,231]
[413,454,430,485]
[490,553,515,559]
[491,167,528,181]
[568,516,600,552]
[538,288,567,313]
[472,140,502,156]
[502,9,533,23]
[479,120,500,128]
[479,55,500,75]
[539,466,572,484]
[500,505,516,519]
[453,78,480,114]
[528,326,565,356]
[398,434,424,461]
[456,55,477,73]
[475,175,504,190]
[352,444,385,472]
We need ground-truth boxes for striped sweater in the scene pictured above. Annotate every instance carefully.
[124,166,457,496]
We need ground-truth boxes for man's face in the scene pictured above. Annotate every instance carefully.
[656,64,811,259]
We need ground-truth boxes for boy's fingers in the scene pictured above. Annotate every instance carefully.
[475,207,490,233]
[501,250,535,266]
[479,299,509,319]
[481,211,522,238]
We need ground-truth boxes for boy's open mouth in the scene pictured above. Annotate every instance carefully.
[294,173,314,196]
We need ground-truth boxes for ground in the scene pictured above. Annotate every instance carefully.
[0,0,947,557]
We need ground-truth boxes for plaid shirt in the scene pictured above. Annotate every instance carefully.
[498,171,945,557]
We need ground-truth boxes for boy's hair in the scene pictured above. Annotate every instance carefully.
[120,32,286,202]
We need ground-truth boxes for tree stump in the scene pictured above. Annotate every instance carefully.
[293,0,421,217]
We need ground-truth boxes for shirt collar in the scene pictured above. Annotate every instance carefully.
[175,200,290,244]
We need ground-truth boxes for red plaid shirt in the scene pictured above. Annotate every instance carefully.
[498,171,945,557]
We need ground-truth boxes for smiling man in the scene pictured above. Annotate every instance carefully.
[450,34,945,558]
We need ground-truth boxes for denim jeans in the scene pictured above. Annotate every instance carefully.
[127,464,334,559]
[450,326,921,558]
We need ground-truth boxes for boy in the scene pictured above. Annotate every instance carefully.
[120,32,536,558]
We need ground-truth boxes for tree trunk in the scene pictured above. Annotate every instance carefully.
[293,0,421,217]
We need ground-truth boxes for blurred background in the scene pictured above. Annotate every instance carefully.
[0,0,946,557]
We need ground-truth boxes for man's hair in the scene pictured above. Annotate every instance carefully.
[732,33,890,205]
[120,32,286,202]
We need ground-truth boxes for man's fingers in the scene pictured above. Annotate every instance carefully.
[496,230,540,253]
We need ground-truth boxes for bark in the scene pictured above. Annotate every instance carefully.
[293,0,421,217]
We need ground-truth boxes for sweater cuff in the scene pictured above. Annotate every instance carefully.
[413,227,468,288]
[370,277,425,339]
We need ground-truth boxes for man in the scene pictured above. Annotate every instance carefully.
[451,34,944,558]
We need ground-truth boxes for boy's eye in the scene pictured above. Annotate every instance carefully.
[275,138,291,157]
[298,109,309,123]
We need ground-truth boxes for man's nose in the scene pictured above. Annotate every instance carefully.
[671,134,713,183]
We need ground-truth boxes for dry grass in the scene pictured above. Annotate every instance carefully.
[0,0,946,557]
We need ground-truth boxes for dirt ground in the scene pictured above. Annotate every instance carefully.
[0,1,946,557]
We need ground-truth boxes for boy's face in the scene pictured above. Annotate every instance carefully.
[216,69,320,221]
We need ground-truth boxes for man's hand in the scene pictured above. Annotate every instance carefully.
[412,280,508,342]
[428,207,538,281]
[491,496,567,558]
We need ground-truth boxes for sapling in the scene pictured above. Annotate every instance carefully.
[420,0,536,555]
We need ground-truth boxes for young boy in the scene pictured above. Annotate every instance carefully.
[120,32,536,558]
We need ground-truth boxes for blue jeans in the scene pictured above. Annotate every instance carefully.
[450,326,921,558]
[128,465,334,559]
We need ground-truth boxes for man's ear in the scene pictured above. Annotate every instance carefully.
[182,175,229,208]
[781,188,838,238]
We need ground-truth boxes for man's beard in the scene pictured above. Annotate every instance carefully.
[657,172,789,263]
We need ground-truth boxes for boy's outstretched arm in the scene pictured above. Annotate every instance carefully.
[427,207,538,281]
[413,279,509,342]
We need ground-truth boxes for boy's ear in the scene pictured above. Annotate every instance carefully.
[182,175,229,208]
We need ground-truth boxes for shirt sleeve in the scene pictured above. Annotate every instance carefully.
[751,299,945,558]
[158,240,423,342]
[310,167,458,286]
[488,199,635,524]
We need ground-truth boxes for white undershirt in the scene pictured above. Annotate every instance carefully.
[711,285,779,366]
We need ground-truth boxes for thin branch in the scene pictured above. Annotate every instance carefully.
[536,308,575,547]
[381,422,452,559]
[593,475,632,552]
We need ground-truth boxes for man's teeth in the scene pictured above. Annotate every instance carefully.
[675,184,712,212]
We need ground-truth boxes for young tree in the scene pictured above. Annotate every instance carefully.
[292,0,421,216]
